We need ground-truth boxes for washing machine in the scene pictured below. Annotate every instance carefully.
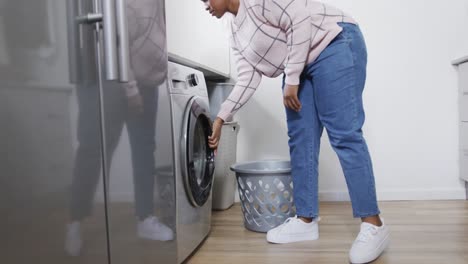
[167,62,215,262]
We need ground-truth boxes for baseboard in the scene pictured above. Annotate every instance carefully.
[465,181,468,200]
[101,188,467,203]
[318,188,466,201]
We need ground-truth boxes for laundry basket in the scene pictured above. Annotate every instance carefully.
[230,160,296,233]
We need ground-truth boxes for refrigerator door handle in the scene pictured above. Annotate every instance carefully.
[74,0,127,82]
[76,13,104,24]
[101,0,118,81]
[67,0,79,84]
[115,0,130,83]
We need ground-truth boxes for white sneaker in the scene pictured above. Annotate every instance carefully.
[349,220,390,264]
[266,216,320,244]
[137,216,174,241]
[65,221,82,256]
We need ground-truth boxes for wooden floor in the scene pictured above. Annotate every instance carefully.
[187,201,468,264]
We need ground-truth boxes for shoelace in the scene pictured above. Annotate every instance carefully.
[356,225,379,243]
[277,216,298,232]
[277,216,320,232]
[284,216,296,224]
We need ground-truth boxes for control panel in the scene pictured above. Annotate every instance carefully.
[168,62,208,97]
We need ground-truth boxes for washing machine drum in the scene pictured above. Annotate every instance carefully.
[181,97,215,207]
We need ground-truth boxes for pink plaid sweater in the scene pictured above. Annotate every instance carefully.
[217,0,356,121]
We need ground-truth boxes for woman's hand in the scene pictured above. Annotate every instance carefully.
[208,117,224,151]
[283,84,302,112]
[128,93,144,114]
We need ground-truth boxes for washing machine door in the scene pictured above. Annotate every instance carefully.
[181,96,215,207]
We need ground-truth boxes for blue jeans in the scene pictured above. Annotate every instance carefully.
[283,23,380,218]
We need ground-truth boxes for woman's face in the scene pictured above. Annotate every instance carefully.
[201,0,228,19]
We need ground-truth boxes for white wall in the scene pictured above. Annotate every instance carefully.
[232,0,468,201]
[166,0,231,75]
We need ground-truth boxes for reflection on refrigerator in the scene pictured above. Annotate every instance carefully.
[0,0,177,263]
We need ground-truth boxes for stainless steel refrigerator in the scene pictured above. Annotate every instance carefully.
[0,0,177,263]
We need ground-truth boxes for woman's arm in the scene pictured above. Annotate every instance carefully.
[217,45,262,122]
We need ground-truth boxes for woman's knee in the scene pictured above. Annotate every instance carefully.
[328,130,364,150]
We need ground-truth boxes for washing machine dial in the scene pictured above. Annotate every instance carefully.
[187,73,199,87]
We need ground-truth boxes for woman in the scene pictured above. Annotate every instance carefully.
[204,0,390,263]
[65,0,173,256]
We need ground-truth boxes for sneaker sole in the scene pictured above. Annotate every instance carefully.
[350,232,390,264]
[267,232,319,244]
